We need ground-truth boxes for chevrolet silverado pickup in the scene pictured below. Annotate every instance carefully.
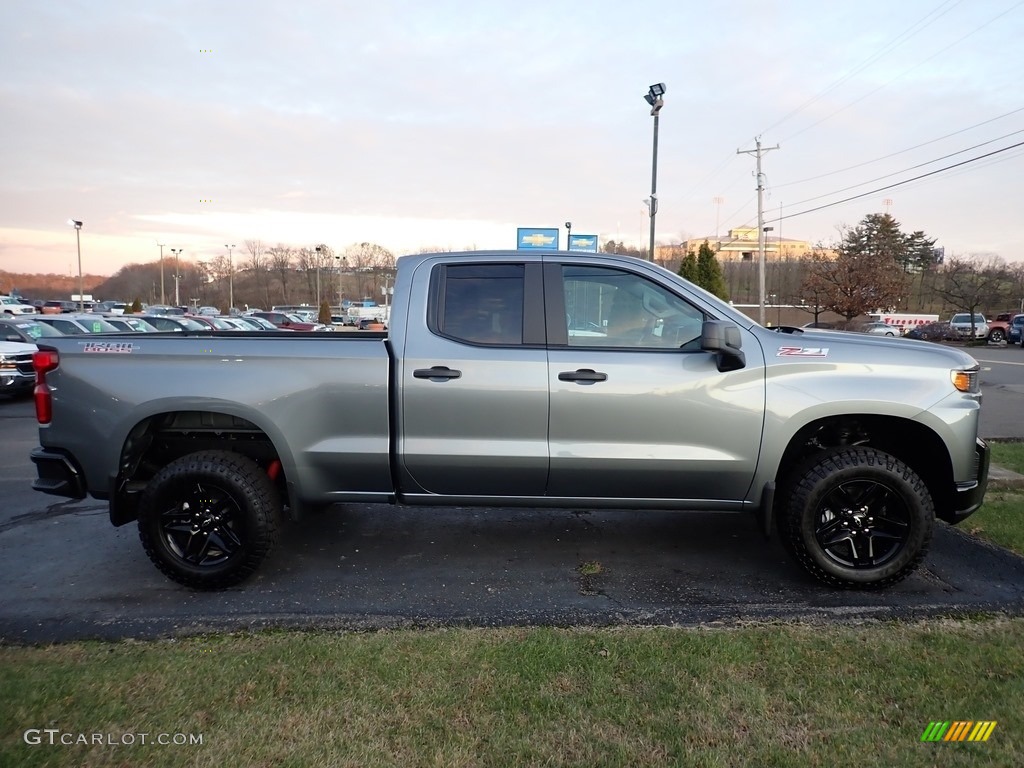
[30,251,989,590]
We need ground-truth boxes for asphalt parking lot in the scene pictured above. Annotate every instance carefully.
[1,345,1023,644]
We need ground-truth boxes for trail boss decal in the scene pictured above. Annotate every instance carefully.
[82,341,136,354]
[776,346,829,357]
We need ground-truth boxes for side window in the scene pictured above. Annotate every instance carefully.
[436,264,525,346]
[562,265,704,349]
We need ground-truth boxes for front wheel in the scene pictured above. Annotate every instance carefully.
[138,450,282,589]
[778,448,934,589]
[989,328,1005,343]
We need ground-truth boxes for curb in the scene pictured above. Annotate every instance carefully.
[988,463,1024,491]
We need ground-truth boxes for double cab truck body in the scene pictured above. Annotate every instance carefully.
[30,251,989,589]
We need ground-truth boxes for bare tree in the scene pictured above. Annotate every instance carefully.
[934,254,1010,337]
[268,245,295,303]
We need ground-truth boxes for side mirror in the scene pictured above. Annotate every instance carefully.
[700,320,746,372]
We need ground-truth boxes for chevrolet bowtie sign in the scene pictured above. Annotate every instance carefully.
[568,234,598,253]
[516,228,559,250]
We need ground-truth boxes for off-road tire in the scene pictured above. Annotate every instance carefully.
[138,450,281,589]
[777,448,933,589]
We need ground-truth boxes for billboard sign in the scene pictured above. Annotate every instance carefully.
[516,227,559,250]
[568,234,599,253]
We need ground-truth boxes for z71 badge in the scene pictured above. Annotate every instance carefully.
[776,346,829,357]
[82,341,135,354]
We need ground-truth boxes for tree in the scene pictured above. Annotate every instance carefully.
[801,215,911,321]
[677,251,698,283]
[695,240,728,300]
[933,255,1010,338]
[902,230,938,274]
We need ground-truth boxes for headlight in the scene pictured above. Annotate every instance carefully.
[951,366,980,393]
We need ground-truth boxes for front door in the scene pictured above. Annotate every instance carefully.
[545,262,764,502]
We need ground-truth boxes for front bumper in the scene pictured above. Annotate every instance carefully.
[940,438,990,524]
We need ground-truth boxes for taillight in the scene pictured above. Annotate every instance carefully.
[33,349,59,424]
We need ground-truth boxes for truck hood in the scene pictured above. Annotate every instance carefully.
[764,327,979,369]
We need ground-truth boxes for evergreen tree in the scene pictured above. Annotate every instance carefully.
[695,240,729,300]
[678,251,699,283]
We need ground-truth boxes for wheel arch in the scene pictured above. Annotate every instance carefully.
[775,414,956,521]
[110,407,297,526]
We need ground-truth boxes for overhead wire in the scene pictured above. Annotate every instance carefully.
[774,140,1024,223]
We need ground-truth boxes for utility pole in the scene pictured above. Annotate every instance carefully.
[737,137,779,326]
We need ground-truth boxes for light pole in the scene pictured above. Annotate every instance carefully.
[315,246,323,307]
[643,82,665,262]
[170,248,183,306]
[157,242,166,304]
[335,255,346,310]
[565,221,572,251]
[67,219,83,311]
[225,244,235,311]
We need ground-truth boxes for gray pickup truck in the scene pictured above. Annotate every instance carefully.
[30,251,989,590]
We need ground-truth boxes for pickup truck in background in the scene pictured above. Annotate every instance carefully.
[30,251,989,591]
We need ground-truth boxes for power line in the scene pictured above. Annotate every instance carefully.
[780,0,1024,144]
[775,140,1024,222]
[774,107,1024,189]
[761,0,963,138]
[779,129,1024,208]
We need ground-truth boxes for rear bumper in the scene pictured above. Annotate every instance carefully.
[30,447,87,499]
[940,438,990,524]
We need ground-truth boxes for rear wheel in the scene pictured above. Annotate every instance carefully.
[138,450,281,589]
[778,448,933,589]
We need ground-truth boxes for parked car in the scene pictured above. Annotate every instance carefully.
[1,295,40,315]
[985,312,1014,343]
[186,315,240,330]
[802,321,836,330]
[228,315,286,331]
[102,316,159,333]
[905,321,951,342]
[146,305,187,316]
[859,321,899,337]
[34,314,121,335]
[0,317,66,344]
[251,311,326,331]
[40,300,78,314]
[1008,314,1024,346]
[948,313,989,340]
[137,315,210,332]
[0,339,37,396]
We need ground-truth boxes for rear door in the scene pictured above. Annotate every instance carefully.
[398,261,550,496]
[543,259,765,503]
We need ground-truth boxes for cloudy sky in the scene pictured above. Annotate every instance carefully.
[1,0,1022,277]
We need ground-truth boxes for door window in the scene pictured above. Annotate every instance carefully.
[435,264,524,346]
[561,265,704,349]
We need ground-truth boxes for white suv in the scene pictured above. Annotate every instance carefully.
[948,313,989,339]
[0,296,38,315]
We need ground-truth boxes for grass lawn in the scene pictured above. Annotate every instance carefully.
[2,621,1022,767]
[1,445,1020,767]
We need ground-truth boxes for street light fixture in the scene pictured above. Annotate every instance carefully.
[643,82,665,262]
[67,219,84,311]
[335,255,346,311]
[224,244,235,311]
[170,248,183,306]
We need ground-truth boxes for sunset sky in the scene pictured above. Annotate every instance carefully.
[2,0,1022,277]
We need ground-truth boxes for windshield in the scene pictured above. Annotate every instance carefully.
[12,321,63,338]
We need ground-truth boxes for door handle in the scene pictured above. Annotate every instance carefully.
[413,366,462,381]
[558,369,608,383]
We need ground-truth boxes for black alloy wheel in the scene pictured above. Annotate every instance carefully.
[138,451,281,589]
